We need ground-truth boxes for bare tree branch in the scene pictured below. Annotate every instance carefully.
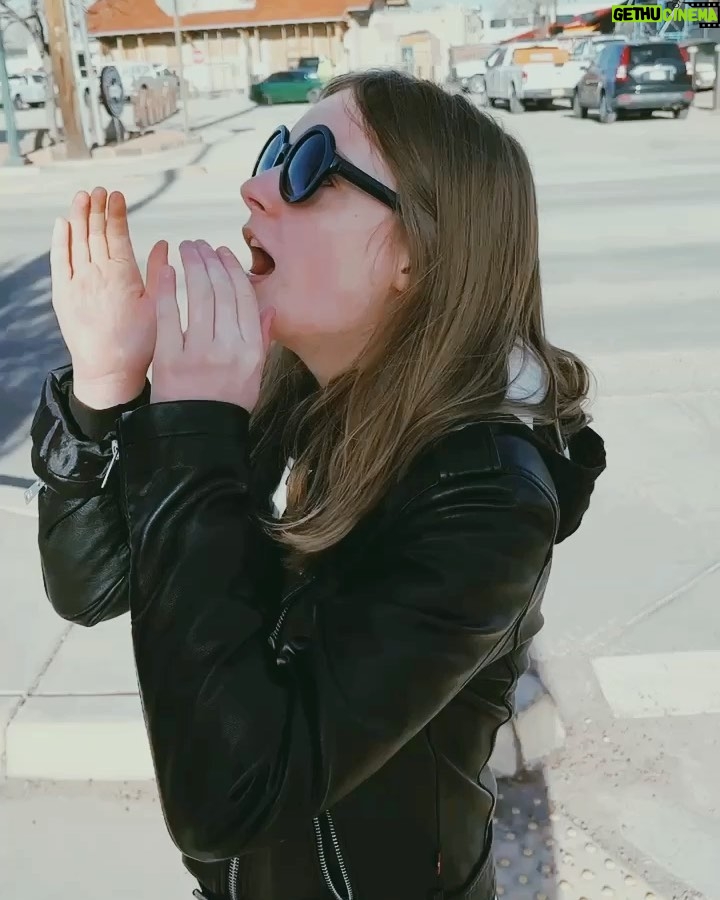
[0,0,48,54]
[0,0,31,32]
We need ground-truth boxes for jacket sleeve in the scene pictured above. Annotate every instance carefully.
[117,400,557,863]
[30,366,149,626]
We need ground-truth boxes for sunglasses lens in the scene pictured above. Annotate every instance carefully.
[255,130,285,174]
[285,132,327,200]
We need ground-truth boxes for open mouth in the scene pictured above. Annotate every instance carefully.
[243,227,276,278]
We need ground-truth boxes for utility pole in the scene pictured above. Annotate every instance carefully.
[172,0,191,136]
[0,18,24,166]
[45,0,89,158]
[71,0,103,147]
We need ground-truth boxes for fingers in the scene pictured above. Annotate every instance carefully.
[145,240,169,297]
[195,241,237,340]
[106,191,139,264]
[50,217,72,287]
[88,186,109,263]
[154,264,183,357]
[68,191,90,270]
[216,246,261,346]
[180,241,214,344]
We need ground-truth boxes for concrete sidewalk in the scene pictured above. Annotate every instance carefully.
[2,345,719,900]
[0,483,560,782]
[2,345,719,783]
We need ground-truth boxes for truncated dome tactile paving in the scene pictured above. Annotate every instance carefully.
[493,776,672,900]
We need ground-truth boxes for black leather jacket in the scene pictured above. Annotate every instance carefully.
[30,367,606,900]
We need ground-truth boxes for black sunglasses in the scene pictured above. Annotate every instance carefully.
[252,124,398,211]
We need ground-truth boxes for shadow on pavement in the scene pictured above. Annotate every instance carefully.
[494,772,558,899]
[0,252,67,462]
[0,126,33,144]
[189,102,258,133]
[494,770,660,899]
[0,137,215,467]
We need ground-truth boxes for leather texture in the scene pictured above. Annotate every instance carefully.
[31,366,606,900]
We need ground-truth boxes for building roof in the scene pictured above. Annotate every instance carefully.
[87,0,378,36]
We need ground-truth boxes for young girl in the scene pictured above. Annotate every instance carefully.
[31,70,605,900]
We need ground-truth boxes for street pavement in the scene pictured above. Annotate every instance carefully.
[0,95,719,900]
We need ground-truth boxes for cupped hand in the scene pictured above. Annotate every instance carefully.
[51,187,168,408]
[150,241,274,412]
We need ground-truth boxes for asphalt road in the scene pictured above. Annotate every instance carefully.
[1,98,719,899]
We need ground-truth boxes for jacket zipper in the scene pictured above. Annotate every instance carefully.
[231,577,356,900]
[267,574,314,650]
[100,439,120,488]
[25,438,120,504]
[226,575,318,895]
[24,478,46,504]
[313,811,354,900]
[227,856,240,900]
[226,810,355,900]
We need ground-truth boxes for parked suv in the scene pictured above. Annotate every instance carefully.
[573,40,693,123]
[569,34,628,71]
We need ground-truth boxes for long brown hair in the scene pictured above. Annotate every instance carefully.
[251,69,591,569]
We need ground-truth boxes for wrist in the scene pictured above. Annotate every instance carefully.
[73,373,148,410]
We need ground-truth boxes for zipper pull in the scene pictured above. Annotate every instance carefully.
[24,478,46,505]
[100,439,120,489]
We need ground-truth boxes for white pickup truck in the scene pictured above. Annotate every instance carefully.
[483,41,585,112]
[6,72,47,110]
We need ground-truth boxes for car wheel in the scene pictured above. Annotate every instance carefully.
[509,87,524,114]
[598,92,616,124]
[572,91,588,118]
[105,117,126,144]
[306,88,322,104]
[673,106,689,120]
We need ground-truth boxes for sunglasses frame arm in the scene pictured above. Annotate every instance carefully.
[331,157,399,211]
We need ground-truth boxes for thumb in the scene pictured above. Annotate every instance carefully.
[259,307,276,358]
[145,240,169,295]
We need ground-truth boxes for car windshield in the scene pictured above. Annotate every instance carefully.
[630,44,682,66]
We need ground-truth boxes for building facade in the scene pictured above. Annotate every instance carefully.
[86,0,407,95]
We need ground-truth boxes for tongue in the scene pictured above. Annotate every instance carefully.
[250,246,275,276]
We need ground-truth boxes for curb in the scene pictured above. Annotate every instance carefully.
[0,475,564,783]
[0,483,37,518]
[0,663,566,783]
[488,661,566,779]
[0,133,204,179]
